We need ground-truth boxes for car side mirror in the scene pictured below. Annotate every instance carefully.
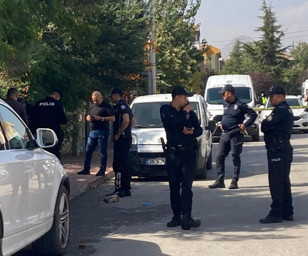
[36,128,58,148]
[206,120,216,132]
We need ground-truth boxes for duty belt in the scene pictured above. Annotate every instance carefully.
[223,127,240,135]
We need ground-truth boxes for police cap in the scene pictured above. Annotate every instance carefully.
[218,84,235,94]
[171,86,193,97]
[110,88,123,97]
[266,85,285,96]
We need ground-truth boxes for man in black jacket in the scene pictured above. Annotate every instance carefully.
[5,88,28,124]
[260,85,294,224]
[209,84,257,189]
[160,86,202,230]
[33,90,67,160]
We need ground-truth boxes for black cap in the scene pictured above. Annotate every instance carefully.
[266,85,285,96]
[171,86,193,97]
[110,88,123,97]
[218,84,235,94]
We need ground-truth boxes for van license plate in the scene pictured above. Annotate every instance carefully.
[146,158,166,165]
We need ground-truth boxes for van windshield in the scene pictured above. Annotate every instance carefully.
[132,102,199,128]
[207,87,252,104]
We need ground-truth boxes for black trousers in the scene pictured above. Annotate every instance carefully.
[267,147,293,217]
[166,148,197,217]
[216,131,244,182]
[113,135,132,191]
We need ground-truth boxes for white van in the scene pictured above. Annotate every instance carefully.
[128,94,215,179]
[204,74,259,141]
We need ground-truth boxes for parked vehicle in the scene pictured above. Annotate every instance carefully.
[0,99,70,256]
[301,79,308,105]
[204,74,260,141]
[260,95,308,133]
[129,94,215,179]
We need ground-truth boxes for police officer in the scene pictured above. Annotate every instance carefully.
[77,91,115,176]
[209,84,257,189]
[33,90,68,160]
[160,86,202,230]
[260,85,294,223]
[108,88,134,197]
[5,88,28,124]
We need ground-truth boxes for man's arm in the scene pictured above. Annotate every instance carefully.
[114,113,129,140]
[261,108,284,133]
[240,103,258,128]
[160,105,186,129]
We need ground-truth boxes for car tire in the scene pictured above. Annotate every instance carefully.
[32,186,70,256]
[252,133,260,141]
[206,149,212,170]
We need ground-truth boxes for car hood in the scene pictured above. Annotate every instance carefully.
[261,108,305,120]
[132,127,166,145]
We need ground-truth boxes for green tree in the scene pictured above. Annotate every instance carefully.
[154,0,202,92]
[222,39,243,74]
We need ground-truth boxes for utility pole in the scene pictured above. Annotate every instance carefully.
[148,0,156,94]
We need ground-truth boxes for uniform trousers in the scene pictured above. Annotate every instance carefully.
[267,147,293,217]
[113,135,132,191]
[216,131,244,182]
[166,147,197,217]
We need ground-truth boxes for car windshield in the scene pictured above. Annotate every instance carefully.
[207,87,252,104]
[266,97,303,107]
[132,101,199,128]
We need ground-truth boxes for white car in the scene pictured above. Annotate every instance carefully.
[260,95,308,133]
[129,94,215,179]
[0,99,70,256]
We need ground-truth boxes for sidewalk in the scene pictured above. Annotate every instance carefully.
[61,145,114,200]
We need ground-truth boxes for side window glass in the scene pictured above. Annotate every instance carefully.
[0,105,30,150]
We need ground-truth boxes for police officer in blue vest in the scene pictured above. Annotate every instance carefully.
[209,84,257,189]
[260,85,294,223]
[160,86,202,230]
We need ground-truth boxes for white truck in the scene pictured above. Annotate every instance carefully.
[204,74,259,141]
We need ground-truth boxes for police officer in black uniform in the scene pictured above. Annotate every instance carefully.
[160,86,202,230]
[108,88,134,198]
[209,84,257,189]
[260,85,294,223]
[33,90,68,160]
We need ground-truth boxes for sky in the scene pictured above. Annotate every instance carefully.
[195,0,308,58]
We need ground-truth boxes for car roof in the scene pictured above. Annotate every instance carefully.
[131,94,202,104]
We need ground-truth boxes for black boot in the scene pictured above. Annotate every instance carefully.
[259,214,282,224]
[77,169,90,175]
[167,216,182,227]
[228,180,238,189]
[95,169,106,176]
[181,214,201,230]
[209,180,225,189]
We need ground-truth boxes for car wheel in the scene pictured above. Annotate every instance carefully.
[252,133,260,141]
[206,149,212,170]
[32,186,70,256]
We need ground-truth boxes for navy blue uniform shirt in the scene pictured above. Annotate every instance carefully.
[113,99,133,136]
[33,96,67,136]
[88,101,113,131]
[160,104,202,147]
[261,101,293,145]
[221,97,257,130]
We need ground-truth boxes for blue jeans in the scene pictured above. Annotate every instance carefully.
[84,129,109,172]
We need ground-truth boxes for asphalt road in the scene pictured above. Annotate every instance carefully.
[15,133,308,256]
